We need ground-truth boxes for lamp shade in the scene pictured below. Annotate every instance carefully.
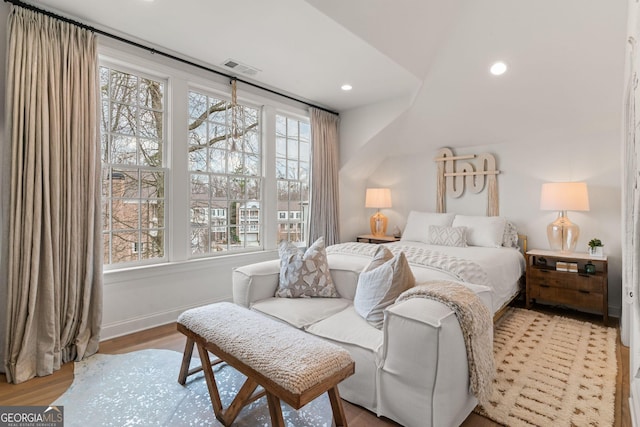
[540,182,590,211]
[365,188,392,209]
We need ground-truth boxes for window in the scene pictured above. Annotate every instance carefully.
[188,90,261,255]
[276,115,310,243]
[99,54,311,268]
[100,66,166,265]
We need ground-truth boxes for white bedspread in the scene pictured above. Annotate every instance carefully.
[327,241,525,313]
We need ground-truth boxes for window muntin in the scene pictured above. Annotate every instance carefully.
[276,115,310,244]
[100,66,166,265]
[188,90,262,255]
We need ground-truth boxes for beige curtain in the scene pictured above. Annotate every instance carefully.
[309,108,340,245]
[3,6,103,383]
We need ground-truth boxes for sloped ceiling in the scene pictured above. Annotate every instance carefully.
[386,0,629,155]
[27,0,629,155]
[305,0,464,80]
[335,0,629,161]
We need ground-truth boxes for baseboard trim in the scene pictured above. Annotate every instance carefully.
[100,297,232,341]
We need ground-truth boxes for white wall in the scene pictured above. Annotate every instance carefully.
[102,251,276,338]
[340,133,623,317]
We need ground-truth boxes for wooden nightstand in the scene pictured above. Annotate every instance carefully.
[356,234,400,244]
[525,249,608,323]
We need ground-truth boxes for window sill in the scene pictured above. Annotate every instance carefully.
[103,249,278,285]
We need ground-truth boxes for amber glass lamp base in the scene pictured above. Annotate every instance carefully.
[369,211,388,237]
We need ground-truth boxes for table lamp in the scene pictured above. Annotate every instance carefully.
[365,188,392,237]
[540,182,590,253]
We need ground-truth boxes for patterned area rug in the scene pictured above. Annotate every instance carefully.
[476,308,617,427]
[52,349,332,426]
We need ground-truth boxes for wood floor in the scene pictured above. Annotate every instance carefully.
[0,306,631,427]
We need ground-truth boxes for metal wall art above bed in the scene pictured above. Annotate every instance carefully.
[434,147,500,216]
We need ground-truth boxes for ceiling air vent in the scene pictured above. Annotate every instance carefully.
[222,59,261,76]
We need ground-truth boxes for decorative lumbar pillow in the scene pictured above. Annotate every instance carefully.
[276,237,338,298]
[451,215,507,248]
[401,211,456,243]
[354,246,416,329]
[428,225,467,247]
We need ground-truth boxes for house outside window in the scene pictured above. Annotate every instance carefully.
[276,115,310,244]
[100,65,166,265]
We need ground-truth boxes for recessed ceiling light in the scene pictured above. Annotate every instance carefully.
[341,84,353,91]
[490,61,507,76]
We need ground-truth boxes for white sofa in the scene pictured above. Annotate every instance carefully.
[232,251,493,427]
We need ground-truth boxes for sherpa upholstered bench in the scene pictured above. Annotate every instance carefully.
[176,302,355,427]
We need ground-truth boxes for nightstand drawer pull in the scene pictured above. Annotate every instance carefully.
[578,289,590,294]
[578,274,590,278]
[539,284,550,288]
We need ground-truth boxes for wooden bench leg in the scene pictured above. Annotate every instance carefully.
[178,336,223,385]
[266,392,285,427]
[190,339,265,426]
[328,386,348,427]
[221,377,260,425]
[178,337,195,385]
[197,343,225,421]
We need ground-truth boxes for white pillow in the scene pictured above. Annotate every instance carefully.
[354,246,416,329]
[451,215,507,248]
[428,225,467,247]
[401,211,455,243]
[276,237,338,298]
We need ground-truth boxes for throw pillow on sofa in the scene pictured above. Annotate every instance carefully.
[354,246,416,329]
[276,237,338,298]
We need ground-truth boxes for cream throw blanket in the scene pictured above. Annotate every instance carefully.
[396,280,494,406]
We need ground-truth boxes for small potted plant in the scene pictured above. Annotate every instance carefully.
[588,238,604,258]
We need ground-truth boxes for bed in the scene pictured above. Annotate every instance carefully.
[326,210,526,318]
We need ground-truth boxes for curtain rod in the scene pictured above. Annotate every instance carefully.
[4,0,339,116]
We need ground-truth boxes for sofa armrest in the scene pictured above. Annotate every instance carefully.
[377,296,487,427]
[232,259,280,307]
